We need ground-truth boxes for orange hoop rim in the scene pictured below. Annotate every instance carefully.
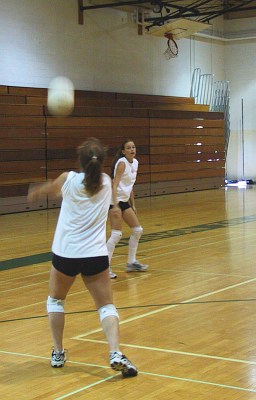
[164,32,178,56]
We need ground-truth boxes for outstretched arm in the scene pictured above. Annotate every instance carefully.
[27,172,68,203]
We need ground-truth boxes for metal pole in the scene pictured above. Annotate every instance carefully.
[241,98,245,181]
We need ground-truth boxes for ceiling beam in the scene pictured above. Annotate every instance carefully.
[78,0,256,28]
[80,0,151,11]
[200,0,256,22]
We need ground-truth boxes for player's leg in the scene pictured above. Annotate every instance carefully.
[107,207,123,278]
[47,262,76,367]
[82,268,119,349]
[81,267,137,377]
[122,208,148,272]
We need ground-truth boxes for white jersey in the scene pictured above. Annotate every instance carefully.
[52,171,111,258]
[112,157,138,203]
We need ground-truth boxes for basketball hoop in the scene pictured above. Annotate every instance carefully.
[163,33,178,60]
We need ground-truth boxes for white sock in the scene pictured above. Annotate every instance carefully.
[107,230,122,264]
[127,227,143,264]
[127,235,138,264]
[110,351,122,356]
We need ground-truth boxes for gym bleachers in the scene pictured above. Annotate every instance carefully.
[0,85,225,214]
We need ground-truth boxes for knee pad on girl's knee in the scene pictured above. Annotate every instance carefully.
[47,296,65,313]
[98,304,119,323]
[109,230,122,245]
[131,226,143,241]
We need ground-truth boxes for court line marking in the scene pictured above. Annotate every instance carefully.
[79,339,256,366]
[0,280,49,293]
[138,371,256,394]
[2,215,256,270]
[1,229,253,290]
[0,349,109,368]
[0,260,252,292]
[0,269,49,282]
[1,262,256,314]
[54,376,116,400]
[73,277,256,339]
[1,350,256,396]
[138,231,256,252]
[0,227,245,268]
[2,298,256,324]
[110,230,256,274]
[139,237,255,258]
[1,230,256,306]
[1,229,255,288]
[0,275,141,314]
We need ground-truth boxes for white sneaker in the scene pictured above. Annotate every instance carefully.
[51,349,66,368]
[110,352,138,377]
[109,268,117,279]
[126,260,148,272]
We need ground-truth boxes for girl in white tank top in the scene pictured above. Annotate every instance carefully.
[107,139,149,279]
[28,137,137,377]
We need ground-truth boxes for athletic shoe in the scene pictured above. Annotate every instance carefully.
[126,260,148,272]
[51,349,66,368]
[109,268,117,279]
[110,352,138,377]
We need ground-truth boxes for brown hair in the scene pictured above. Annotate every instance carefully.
[110,139,134,178]
[77,137,106,196]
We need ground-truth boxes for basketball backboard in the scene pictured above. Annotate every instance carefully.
[145,18,211,39]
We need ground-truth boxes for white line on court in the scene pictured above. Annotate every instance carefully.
[1,350,256,397]
[2,230,256,313]
[0,349,109,368]
[0,276,140,315]
[99,229,256,278]
[137,236,254,260]
[147,267,250,278]
[0,280,49,293]
[79,338,256,366]
[54,376,116,400]
[135,230,256,254]
[138,371,256,394]
[0,230,256,292]
[0,269,49,283]
[73,277,256,338]
[112,231,256,270]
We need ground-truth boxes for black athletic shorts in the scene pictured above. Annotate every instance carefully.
[52,254,109,277]
[110,201,131,212]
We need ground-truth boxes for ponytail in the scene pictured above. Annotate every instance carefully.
[77,138,106,196]
[83,158,102,195]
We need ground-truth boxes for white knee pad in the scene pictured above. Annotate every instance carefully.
[98,304,119,323]
[109,230,122,245]
[47,296,65,313]
[131,226,143,241]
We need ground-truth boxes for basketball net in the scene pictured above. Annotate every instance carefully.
[163,33,179,60]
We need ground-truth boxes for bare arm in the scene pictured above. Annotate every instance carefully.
[112,162,125,208]
[129,189,137,214]
[27,172,69,203]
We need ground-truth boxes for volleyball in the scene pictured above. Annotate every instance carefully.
[47,76,74,116]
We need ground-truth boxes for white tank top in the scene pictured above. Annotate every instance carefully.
[52,171,111,258]
[112,157,138,203]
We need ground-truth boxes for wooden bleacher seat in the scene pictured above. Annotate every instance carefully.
[0,85,225,214]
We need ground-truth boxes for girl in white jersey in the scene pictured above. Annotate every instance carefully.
[107,139,148,279]
[28,137,137,378]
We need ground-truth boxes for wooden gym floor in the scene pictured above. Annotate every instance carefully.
[1,186,256,399]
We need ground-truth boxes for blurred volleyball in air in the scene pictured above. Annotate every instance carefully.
[47,76,74,116]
